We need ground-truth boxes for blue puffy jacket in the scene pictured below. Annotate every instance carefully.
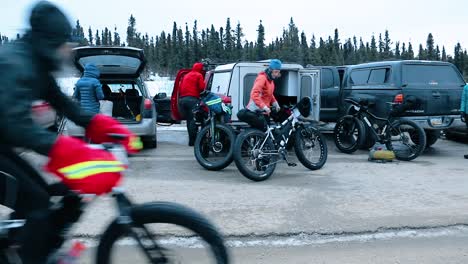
[461,84,468,114]
[74,64,104,114]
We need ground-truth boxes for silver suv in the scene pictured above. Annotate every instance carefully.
[66,46,157,148]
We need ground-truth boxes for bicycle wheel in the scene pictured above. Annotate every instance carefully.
[194,124,235,171]
[233,129,276,181]
[333,115,365,154]
[294,126,328,170]
[385,119,426,161]
[96,202,229,264]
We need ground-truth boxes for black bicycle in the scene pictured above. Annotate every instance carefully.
[334,98,426,161]
[193,92,236,171]
[233,97,328,182]
[0,136,229,264]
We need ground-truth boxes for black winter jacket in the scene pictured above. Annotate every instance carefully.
[0,37,94,155]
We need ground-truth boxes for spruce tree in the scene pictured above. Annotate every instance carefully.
[255,20,266,60]
[401,42,407,59]
[418,44,426,60]
[383,30,392,59]
[369,35,378,61]
[235,22,244,60]
[310,35,322,65]
[113,26,121,46]
[184,23,193,66]
[126,15,136,47]
[193,20,200,61]
[300,32,310,66]
[378,33,384,59]
[103,28,109,45]
[435,45,441,61]
[88,27,93,45]
[453,43,463,73]
[359,37,367,63]
[407,42,414,59]
[95,30,101,46]
[441,46,447,61]
[426,33,436,60]
[224,18,234,60]
[395,41,401,59]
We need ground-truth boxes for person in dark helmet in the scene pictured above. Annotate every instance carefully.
[0,1,140,263]
[178,62,206,146]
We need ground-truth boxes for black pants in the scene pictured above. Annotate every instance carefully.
[237,109,268,131]
[179,96,199,145]
[0,148,79,264]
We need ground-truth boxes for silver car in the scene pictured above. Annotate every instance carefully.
[66,46,157,148]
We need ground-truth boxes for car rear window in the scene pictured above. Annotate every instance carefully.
[402,65,464,86]
[350,69,371,86]
[106,83,143,96]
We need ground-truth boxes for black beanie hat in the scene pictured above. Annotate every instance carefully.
[29,1,72,48]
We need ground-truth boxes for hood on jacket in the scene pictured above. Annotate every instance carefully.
[83,64,100,78]
[28,1,72,71]
[192,62,204,73]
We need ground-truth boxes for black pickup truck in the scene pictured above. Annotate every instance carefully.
[318,60,466,147]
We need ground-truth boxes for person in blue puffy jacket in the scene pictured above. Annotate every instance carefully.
[461,84,468,159]
[74,63,104,113]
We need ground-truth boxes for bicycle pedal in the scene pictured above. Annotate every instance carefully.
[287,162,297,167]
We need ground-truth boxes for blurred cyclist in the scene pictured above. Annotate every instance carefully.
[0,1,141,263]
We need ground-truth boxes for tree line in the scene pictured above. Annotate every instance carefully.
[1,16,467,79]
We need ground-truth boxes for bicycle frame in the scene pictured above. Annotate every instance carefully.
[350,103,396,144]
[256,108,302,157]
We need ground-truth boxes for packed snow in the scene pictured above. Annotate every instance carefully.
[56,75,175,98]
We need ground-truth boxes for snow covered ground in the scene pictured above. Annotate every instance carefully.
[56,75,175,97]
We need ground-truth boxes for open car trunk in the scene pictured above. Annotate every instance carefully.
[73,46,146,79]
[102,82,144,123]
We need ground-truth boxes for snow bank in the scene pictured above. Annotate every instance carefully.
[145,75,175,97]
[56,75,175,98]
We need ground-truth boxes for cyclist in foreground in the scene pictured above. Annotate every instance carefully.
[0,1,141,263]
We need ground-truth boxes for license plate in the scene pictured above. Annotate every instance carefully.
[430,117,443,126]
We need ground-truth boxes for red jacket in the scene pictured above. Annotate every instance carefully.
[246,71,278,111]
[180,63,206,98]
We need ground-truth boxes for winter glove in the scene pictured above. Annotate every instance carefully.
[85,114,143,153]
[45,136,125,195]
[272,102,281,113]
[262,106,271,115]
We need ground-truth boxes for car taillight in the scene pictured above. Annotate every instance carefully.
[221,95,232,104]
[144,99,152,110]
[394,94,404,104]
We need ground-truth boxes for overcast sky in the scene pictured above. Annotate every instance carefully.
[1,0,467,54]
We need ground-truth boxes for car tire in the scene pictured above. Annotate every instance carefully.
[143,134,157,149]
[424,130,440,148]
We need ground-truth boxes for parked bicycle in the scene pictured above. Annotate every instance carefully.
[334,98,426,161]
[0,134,230,264]
[233,97,328,182]
[193,91,236,171]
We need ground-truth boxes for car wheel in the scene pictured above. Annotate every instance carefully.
[143,134,157,149]
[424,130,440,148]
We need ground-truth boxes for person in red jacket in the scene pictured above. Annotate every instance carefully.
[238,59,282,131]
[179,62,206,146]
